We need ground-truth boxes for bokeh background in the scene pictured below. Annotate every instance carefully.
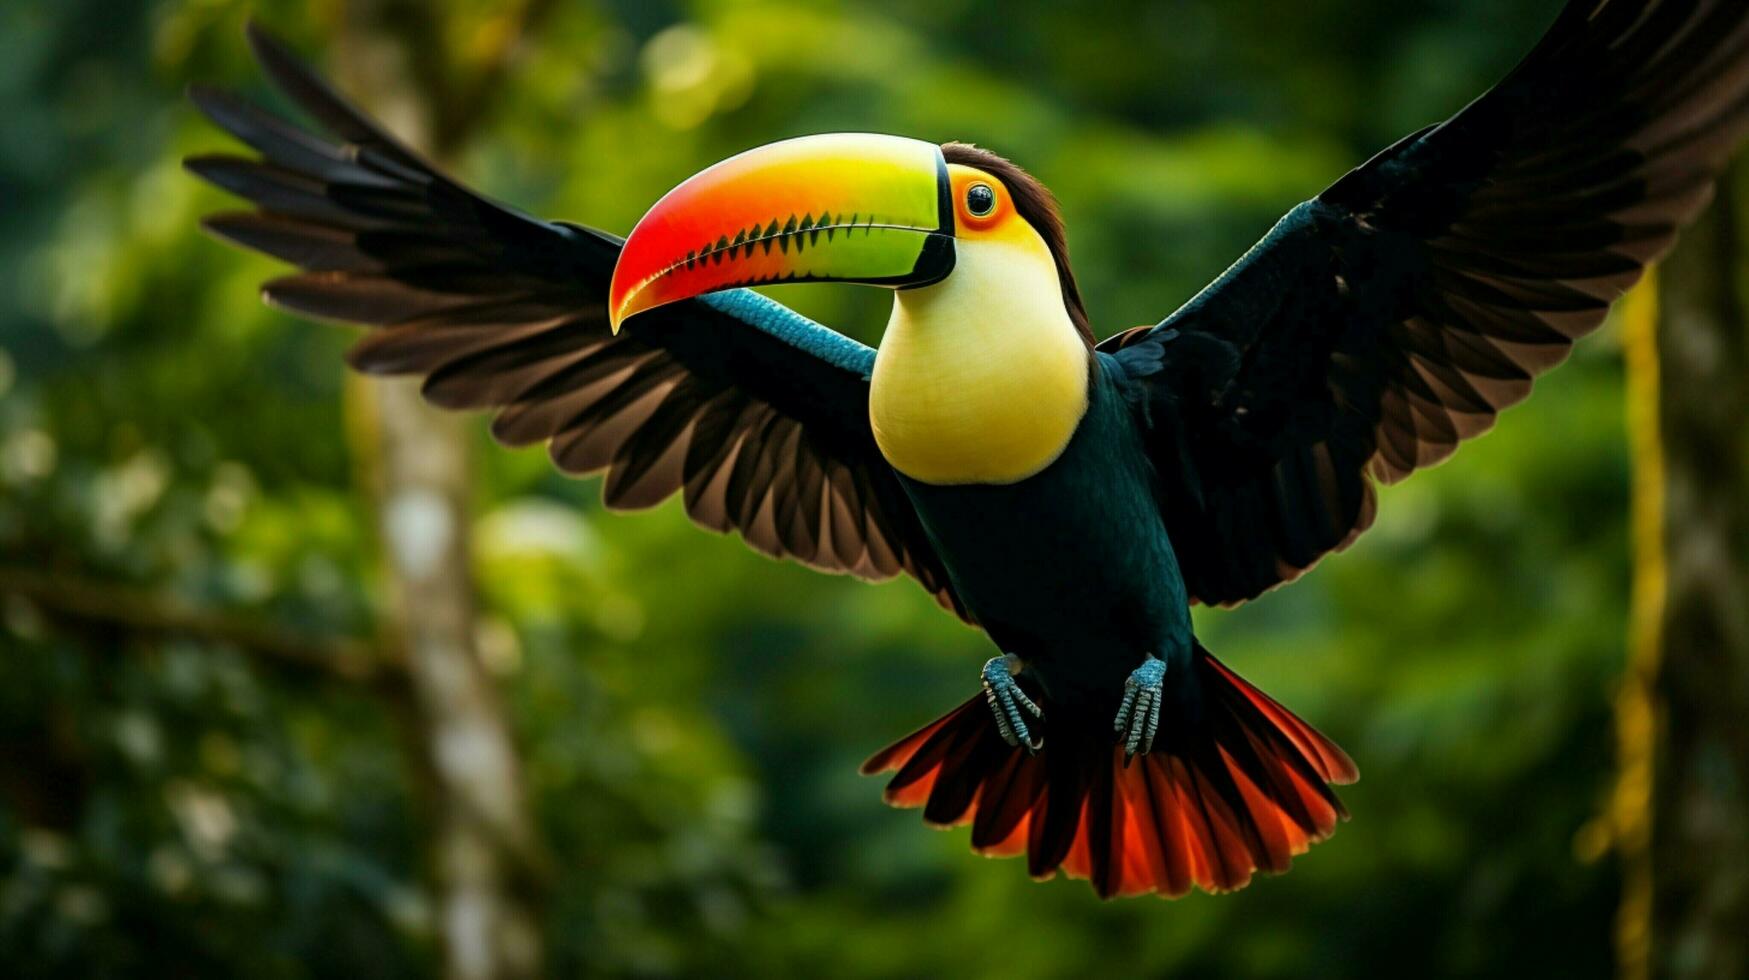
[4,0,1745,977]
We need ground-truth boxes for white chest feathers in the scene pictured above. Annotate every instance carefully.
[868,237,1090,486]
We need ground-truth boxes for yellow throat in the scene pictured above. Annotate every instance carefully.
[868,230,1090,486]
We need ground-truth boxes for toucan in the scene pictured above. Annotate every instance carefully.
[189,2,1749,899]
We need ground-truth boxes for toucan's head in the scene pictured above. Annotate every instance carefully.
[608,135,1090,343]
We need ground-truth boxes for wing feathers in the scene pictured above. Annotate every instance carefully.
[1115,0,1749,605]
[190,23,971,622]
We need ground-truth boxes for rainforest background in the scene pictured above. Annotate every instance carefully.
[3,0,1746,977]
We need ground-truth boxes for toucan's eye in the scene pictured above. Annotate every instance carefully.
[965,183,996,217]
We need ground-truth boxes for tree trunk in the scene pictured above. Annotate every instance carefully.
[331,12,547,979]
[1616,165,1749,980]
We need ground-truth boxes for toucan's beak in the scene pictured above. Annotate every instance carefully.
[609,133,956,331]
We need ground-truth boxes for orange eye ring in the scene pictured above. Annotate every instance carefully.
[956,179,1004,228]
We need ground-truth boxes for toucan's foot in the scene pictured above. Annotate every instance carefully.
[1115,655,1167,757]
[982,654,1043,751]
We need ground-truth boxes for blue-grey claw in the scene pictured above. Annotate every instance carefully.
[1115,655,1166,757]
[982,654,1044,751]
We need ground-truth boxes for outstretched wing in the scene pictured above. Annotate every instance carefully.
[1107,0,1749,606]
[188,23,969,621]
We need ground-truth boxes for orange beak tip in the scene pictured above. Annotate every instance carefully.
[607,278,636,333]
[609,287,648,334]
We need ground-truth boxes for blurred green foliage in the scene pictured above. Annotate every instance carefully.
[1,0,1633,976]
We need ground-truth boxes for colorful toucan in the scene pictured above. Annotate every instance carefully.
[189,2,1749,899]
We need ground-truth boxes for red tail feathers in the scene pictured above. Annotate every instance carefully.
[859,648,1357,899]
